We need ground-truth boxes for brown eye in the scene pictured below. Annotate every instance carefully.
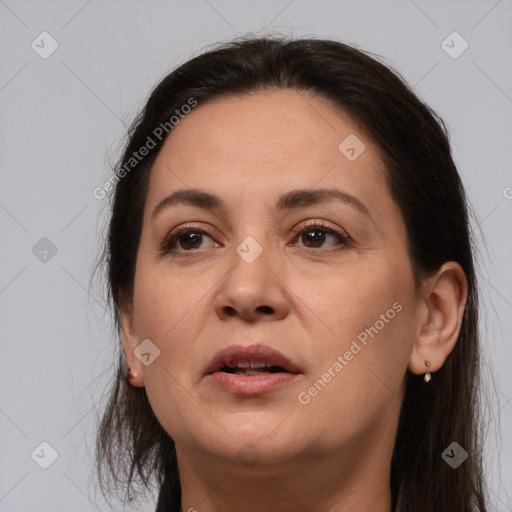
[301,229,329,248]
[176,231,205,250]
[294,223,348,250]
[160,225,217,254]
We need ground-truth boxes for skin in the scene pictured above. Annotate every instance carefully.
[120,89,468,512]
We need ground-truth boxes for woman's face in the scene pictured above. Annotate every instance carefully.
[122,89,421,472]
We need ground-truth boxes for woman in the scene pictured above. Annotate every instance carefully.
[95,37,488,511]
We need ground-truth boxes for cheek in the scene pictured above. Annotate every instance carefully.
[291,256,414,355]
[132,254,205,346]
[289,260,415,424]
[131,267,208,436]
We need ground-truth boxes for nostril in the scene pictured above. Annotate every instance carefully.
[221,305,273,317]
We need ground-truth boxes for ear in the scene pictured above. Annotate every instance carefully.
[119,295,145,388]
[409,261,468,377]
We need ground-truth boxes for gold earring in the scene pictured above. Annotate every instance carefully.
[126,367,137,380]
[424,360,431,383]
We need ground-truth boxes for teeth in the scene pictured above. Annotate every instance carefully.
[233,369,272,376]
[232,361,270,369]
[220,363,286,375]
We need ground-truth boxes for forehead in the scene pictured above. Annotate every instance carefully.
[146,89,389,215]
[155,88,375,163]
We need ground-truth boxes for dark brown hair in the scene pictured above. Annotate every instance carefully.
[95,36,488,511]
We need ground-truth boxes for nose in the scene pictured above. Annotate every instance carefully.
[214,247,290,323]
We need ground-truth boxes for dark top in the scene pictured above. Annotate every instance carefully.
[155,476,402,511]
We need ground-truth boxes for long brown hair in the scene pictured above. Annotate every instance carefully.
[95,36,488,511]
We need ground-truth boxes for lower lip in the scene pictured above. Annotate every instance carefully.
[207,371,301,394]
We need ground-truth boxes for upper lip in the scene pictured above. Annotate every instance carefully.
[204,344,302,375]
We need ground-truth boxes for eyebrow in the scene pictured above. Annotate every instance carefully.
[151,187,371,221]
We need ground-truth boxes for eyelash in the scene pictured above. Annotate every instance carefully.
[159,221,349,255]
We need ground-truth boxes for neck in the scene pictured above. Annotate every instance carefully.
[176,420,396,512]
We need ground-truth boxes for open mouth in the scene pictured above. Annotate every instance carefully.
[220,365,287,376]
[204,344,302,394]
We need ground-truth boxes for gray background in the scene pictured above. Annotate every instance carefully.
[1,0,511,510]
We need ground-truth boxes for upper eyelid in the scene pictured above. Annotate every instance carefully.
[166,220,346,239]
[161,221,348,252]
